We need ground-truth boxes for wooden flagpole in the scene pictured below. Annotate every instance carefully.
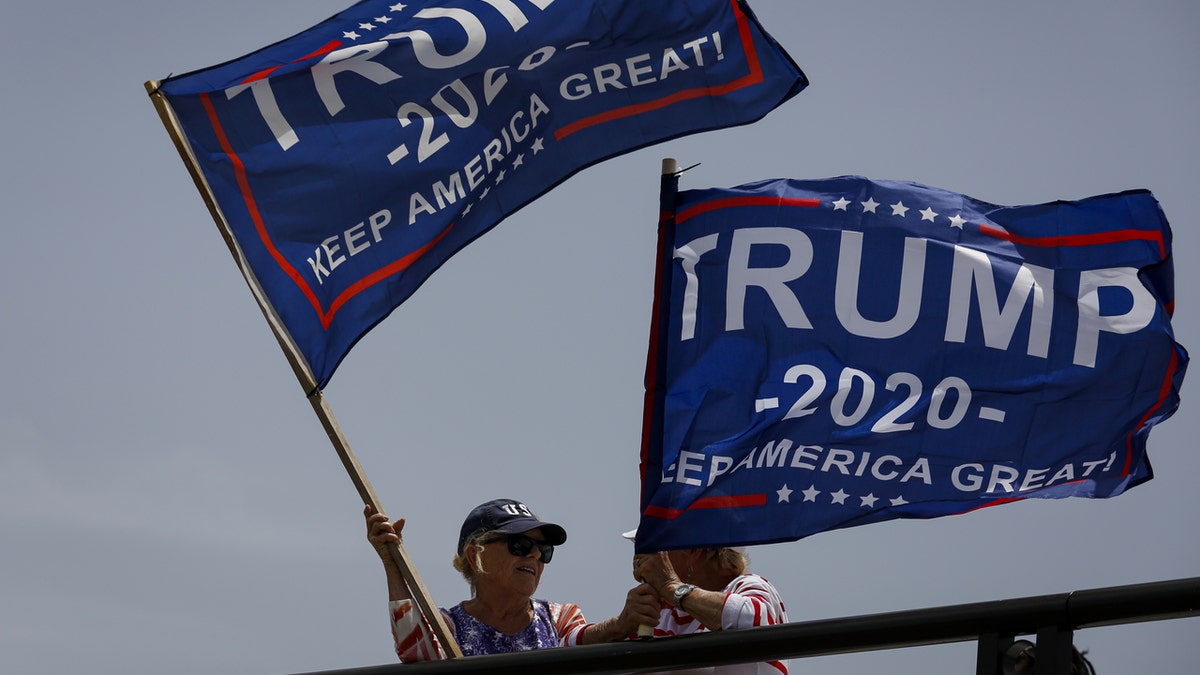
[143,80,462,659]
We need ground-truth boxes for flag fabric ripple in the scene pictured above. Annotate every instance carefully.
[156,0,807,387]
[636,176,1187,552]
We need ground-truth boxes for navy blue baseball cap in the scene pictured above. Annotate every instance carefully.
[457,498,567,555]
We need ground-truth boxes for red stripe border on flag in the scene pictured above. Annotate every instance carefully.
[554,0,766,141]
[979,223,1165,257]
[676,195,820,224]
[199,92,451,330]
[1126,347,1181,475]
[644,493,768,520]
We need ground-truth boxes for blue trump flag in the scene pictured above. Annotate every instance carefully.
[152,0,806,388]
[635,176,1187,553]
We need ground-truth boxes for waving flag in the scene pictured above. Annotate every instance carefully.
[635,176,1187,552]
[151,0,806,388]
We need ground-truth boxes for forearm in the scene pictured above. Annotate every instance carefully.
[575,615,639,644]
[382,559,412,602]
[669,584,726,630]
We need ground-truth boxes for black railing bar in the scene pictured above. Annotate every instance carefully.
[291,576,1200,675]
[1067,575,1200,628]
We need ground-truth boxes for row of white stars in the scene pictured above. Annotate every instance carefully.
[831,196,969,230]
[342,3,408,41]
[458,138,547,218]
[776,483,909,508]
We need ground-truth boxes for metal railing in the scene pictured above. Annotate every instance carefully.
[294,576,1200,675]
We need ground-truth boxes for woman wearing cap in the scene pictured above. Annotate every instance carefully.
[630,531,790,674]
[365,498,660,661]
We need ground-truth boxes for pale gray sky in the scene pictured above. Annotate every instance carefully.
[2,1,1197,673]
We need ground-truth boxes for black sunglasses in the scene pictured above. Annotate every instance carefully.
[483,534,555,564]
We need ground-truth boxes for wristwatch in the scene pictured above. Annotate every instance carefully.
[672,583,697,606]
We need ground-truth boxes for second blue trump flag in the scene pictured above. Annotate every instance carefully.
[636,175,1187,552]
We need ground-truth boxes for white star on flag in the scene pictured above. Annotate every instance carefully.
[776,484,793,503]
[860,493,879,508]
[920,207,938,222]
[890,201,909,217]
[390,2,408,11]
[949,213,967,229]
[832,197,850,211]
[802,485,821,502]
[890,495,909,506]
[343,31,360,40]
[830,489,849,505]
[861,197,879,213]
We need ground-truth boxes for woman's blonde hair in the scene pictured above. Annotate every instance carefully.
[452,529,497,593]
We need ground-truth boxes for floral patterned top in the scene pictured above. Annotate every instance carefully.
[388,597,587,662]
[448,599,558,655]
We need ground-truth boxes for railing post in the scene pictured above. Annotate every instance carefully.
[975,632,1004,675]
[1033,625,1074,675]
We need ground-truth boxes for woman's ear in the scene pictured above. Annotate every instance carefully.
[464,543,485,575]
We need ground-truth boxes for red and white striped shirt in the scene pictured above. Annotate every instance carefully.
[635,573,789,675]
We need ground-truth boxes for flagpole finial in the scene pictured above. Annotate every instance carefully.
[662,158,678,175]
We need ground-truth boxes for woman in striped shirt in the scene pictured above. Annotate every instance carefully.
[630,534,790,675]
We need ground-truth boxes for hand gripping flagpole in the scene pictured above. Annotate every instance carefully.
[144,81,463,659]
